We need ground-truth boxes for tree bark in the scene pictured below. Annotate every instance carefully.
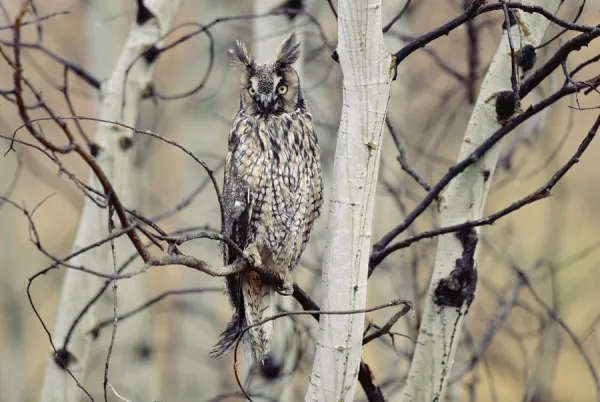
[398,1,561,401]
[304,0,393,400]
[39,1,182,401]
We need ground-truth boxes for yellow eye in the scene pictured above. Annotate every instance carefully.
[277,85,288,94]
[248,87,256,96]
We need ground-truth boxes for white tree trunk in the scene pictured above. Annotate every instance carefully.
[83,0,128,80]
[398,1,561,401]
[304,0,392,400]
[39,1,182,401]
[38,181,103,402]
[83,1,159,399]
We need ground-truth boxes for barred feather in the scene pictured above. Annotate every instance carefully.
[242,271,275,361]
[211,311,242,358]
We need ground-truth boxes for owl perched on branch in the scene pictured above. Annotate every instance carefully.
[212,33,323,362]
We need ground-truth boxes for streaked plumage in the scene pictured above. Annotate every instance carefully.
[212,33,323,362]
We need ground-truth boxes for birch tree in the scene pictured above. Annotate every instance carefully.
[398,1,562,400]
[83,1,160,399]
[40,1,182,400]
[305,0,393,400]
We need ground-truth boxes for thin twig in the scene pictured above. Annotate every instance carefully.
[370,83,586,269]
[373,109,600,269]
[363,301,414,345]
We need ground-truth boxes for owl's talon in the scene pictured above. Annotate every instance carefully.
[276,284,294,296]
[276,272,294,296]
[243,246,262,267]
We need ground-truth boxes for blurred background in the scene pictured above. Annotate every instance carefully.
[0,0,599,401]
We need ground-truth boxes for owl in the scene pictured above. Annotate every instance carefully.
[211,33,323,362]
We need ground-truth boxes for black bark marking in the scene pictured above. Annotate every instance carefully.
[517,45,537,72]
[90,142,100,157]
[331,50,339,63]
[142,45,160,64]
[495,91,517,122]
[136,0,154,25]
[119,136,134,150]
[135,342,153,361]
[433,228,478,308]
[54,348,76,370]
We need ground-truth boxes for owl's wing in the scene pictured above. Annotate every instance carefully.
[222,152,250,266]
[305,161,323,244]
[214,122,262,358]
[219,152,251,336]
[290,151,323,271]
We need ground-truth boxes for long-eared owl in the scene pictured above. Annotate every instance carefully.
[212,33,323,362]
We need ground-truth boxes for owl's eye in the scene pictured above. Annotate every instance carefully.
[248,87,256,96]
[277,85,288,95]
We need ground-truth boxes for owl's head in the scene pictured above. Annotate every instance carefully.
[229,33,304,116]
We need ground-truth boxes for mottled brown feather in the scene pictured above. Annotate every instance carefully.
[213,33,322,362]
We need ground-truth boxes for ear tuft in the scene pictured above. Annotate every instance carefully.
[275,32,300,69]
[228,40,255,70]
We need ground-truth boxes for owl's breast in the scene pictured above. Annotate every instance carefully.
[232,114,308,191]
[229,112,320,262]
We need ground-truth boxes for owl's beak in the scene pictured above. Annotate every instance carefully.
[257,94,275,114]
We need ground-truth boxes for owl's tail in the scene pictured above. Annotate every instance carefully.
[241,271,275,362]
[212,271,275,362]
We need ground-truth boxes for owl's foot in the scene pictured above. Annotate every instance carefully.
[275,270,294,296]
[243,245,262,267]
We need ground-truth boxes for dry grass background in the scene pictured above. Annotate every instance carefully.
[0,0,599,401]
